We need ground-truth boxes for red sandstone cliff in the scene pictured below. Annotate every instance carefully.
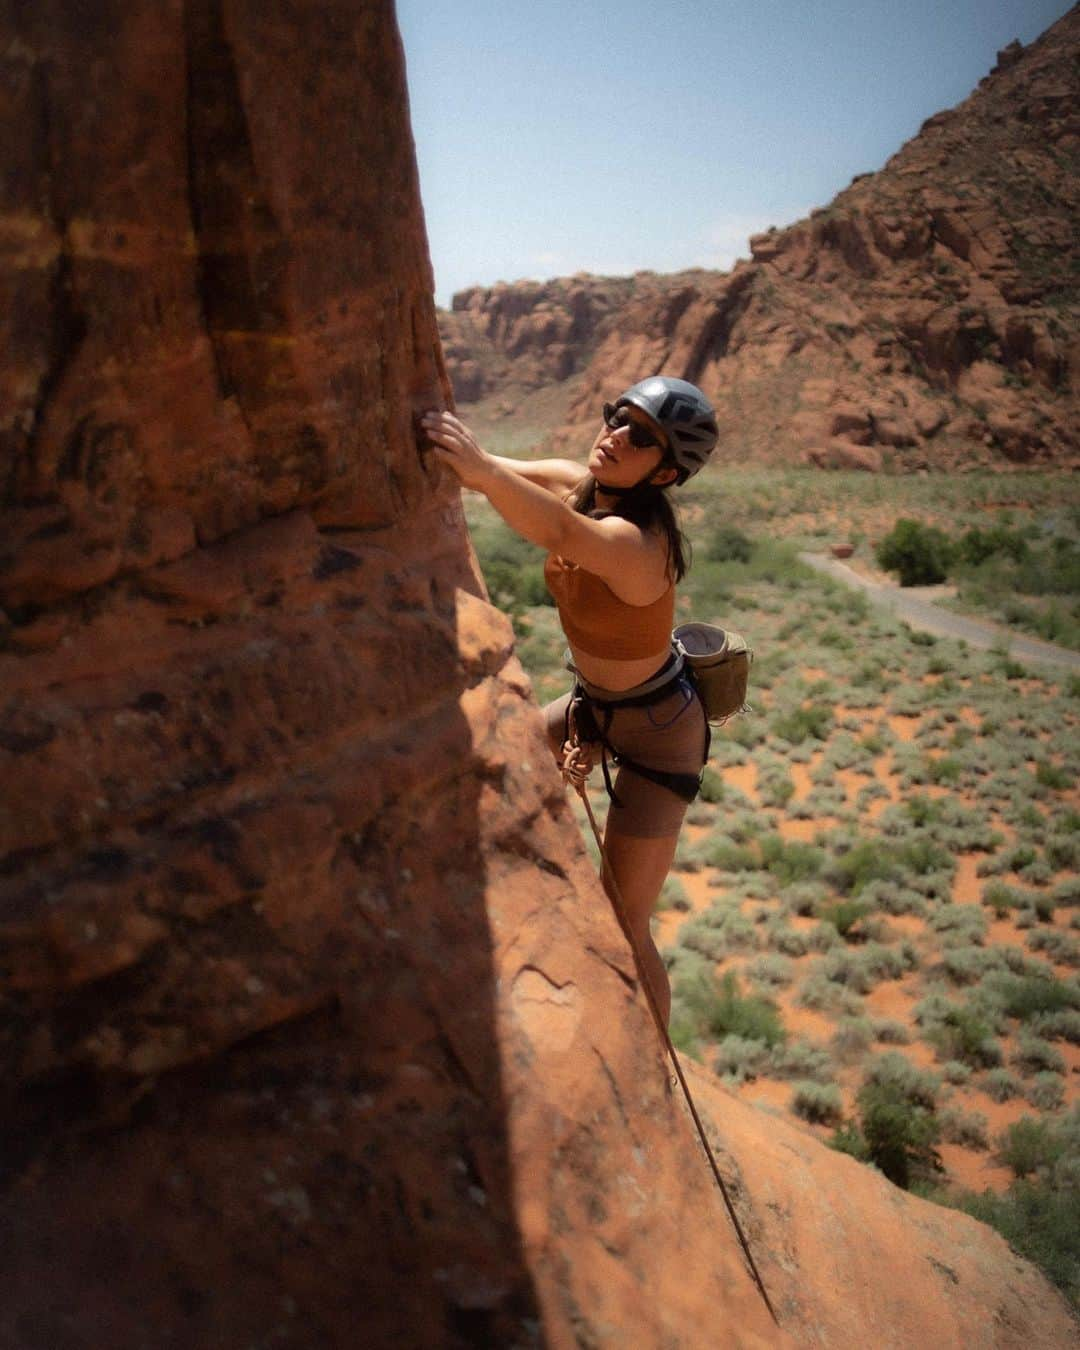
[441,7,1080,470]
[0,4,1075,1348]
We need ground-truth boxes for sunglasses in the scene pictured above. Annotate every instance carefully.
[602,402,665,451]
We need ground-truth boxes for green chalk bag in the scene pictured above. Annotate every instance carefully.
[673,622,753,725]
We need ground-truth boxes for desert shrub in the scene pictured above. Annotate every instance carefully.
[826,840,899,896]
[982,1068,1022,1103]
[832,1017,874,1059]
[772,703,834,746]
[872,1018,911,1045]
[1035,761,1072,791]
[982,880,1027,916]
[818,899,872,941]
[942,1060,973,1086]
[675,968,787,1051]
[706,524,754,563]
[766,925,811,958]
[876,519,956,586]
[859,879,928,917]
[856,781,892,811]
[1027,928,1080,966]
[697,766,727,803]
[1026,1073,1066,1112]
[745,953,794,989]
[701,836,759,872]
[863,1052,941,1108]
[926,1004,1002,1068]
[839,1053,943,1189]
[770,1040,834,1082]
[1029,1009,1080,1044]
[758,770,796,808]
[759,834,825,885]
[991,972,1079,1021]
[939,945,1027,986]
[929,904,989,947]
[792,1081,844,1125]
[657,876,691,912]
[1052,876,1080,908]
[1012,1033,1066,1077]
[996,1116,1066,1179]
[678,908,758,961]
[1046,834,1079,870]
[798,971,864,1016]
[781,880,829,916]
[713,1034,771,1083]
[938,1106,989,1150]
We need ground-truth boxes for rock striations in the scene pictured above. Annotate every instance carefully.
[440,6,1080,470]
[0,3,1075,1348]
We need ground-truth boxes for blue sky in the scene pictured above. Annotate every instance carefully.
[396,1,1071,307]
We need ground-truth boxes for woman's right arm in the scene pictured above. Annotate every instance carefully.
[487,455,584,495]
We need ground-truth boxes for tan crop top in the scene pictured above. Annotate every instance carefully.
[543,553,675,660]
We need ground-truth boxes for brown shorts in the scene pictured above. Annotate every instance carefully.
[545,675,708,839]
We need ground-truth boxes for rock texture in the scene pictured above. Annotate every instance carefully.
[0,4,1076,1349]
[440,7,1079,470]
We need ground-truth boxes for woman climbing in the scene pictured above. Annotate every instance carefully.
[422,376,718,1025]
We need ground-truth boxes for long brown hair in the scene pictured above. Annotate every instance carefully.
[565,474,690,582]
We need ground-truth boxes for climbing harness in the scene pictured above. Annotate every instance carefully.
[563,717,781,1329]
[564,650,709,808]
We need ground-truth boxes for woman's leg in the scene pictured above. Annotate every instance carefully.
[599,824,680,1026]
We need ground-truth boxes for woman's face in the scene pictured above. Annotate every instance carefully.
[587,405,671,491]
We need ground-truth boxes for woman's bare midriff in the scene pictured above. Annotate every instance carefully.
[567,642,675,693]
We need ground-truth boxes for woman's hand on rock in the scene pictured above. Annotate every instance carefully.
[421,410,494,491]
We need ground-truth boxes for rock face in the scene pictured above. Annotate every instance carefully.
[0,4,1076,1349]
[440,7,1080,470]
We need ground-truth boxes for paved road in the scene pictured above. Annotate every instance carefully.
[798,552,1080,673]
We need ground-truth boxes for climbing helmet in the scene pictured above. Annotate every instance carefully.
[610,376,718,483]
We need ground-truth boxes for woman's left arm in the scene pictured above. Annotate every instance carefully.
[422,411,653,585]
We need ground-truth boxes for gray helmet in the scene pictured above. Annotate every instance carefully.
[614,376,718,483]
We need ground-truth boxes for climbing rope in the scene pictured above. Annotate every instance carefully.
[564,731,781,1329]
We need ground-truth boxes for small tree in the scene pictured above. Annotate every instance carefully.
[876,519,955,586]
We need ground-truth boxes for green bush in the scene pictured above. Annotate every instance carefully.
[1026,1072,1066,1111]
[672,967,787,1051]
[792,1081,844,1125]
[706,524,754,563]
[759,834,825,886]
[995,1116,1066,1179]
[956,1183,1080,1308]
[850,1080,943,1189]
[926,1004,1001,1068]
[876,519,955,586]
[1012,1033,1066,1077]
[772,704,834,745]
[938,1106,989,1150]
[770,1040,834,1082]
[818,899,872,941]
[982,1068,1022,1103]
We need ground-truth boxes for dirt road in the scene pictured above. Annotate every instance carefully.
[799,552,1080,673]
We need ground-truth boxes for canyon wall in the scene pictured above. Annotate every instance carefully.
[0,3,1075,1348]
[440,6,1080,470]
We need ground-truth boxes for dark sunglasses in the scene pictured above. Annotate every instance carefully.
[601,402,665,450]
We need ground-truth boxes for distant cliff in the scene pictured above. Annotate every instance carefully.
[440,6,1080,470]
